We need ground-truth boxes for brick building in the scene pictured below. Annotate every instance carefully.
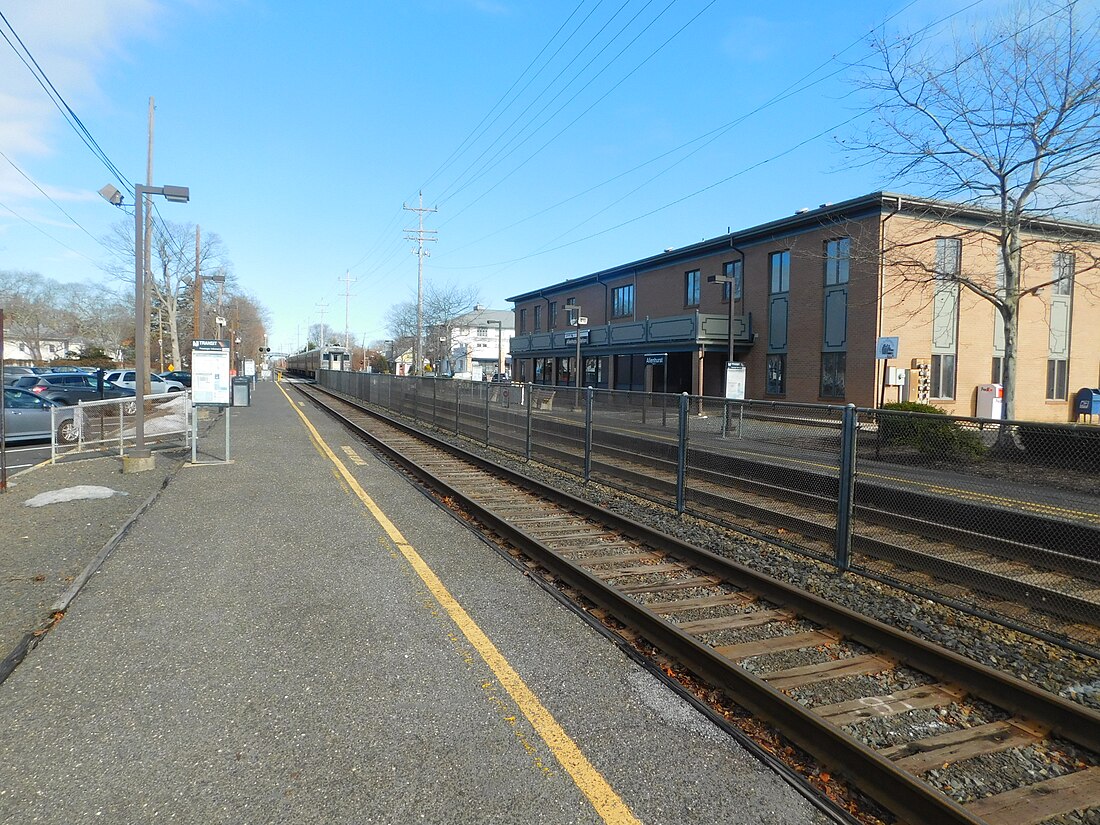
[507,192,1100,422]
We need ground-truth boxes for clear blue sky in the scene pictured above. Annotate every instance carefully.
[0,0,1011,355]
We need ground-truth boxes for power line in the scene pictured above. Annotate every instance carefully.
[0,149,107,248]
[0,198,101,264]
[0,10,132,197]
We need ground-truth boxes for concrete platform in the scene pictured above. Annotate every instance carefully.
[0,380,831,824]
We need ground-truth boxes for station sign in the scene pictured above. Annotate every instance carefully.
[644,353,667,366]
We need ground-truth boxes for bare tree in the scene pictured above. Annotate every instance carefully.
[103,220,234,370]
[385,280,481,374]
[847,0,1100,419]
[1,271,73,361]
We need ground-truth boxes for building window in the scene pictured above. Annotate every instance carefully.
[1047,359,1068,400]
[548,301,557,329]
[1053,252,1074,296]
[476,327,487,338]
[519,309,527,334]
[722,260,742,301]
[766,354,786,395]
[931,353,956,400]
[685,270,700,306]
[770,251,790,294]
[992,357,1003,385]
[820,352,846,399]
[612,284,634,317]
[824,238,850,285]
[533,305,542,331]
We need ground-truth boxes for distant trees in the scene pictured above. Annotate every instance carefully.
[384,281,481,374]
[102,219,237,370]
[0,270,131,361]
[847,0,1100,419]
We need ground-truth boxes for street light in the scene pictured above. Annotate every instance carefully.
[100,182,190,472]
[707,251,744,367]
[562,302,586,391]
[485,319,504,379]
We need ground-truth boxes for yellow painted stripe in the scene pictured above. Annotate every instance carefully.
[277,383,640,825]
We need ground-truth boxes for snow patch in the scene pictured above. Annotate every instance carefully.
[24,486,129,508]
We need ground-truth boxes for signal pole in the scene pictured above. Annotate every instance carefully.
[403,192,436,376]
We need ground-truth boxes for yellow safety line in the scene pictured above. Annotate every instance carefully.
[277,382,640,825]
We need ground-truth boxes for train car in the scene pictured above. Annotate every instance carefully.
[284,346,351,380]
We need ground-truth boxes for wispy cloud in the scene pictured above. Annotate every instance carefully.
[0,0,163,199]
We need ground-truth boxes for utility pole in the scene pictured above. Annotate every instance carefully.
[143,96,155,397]
[316,301,329,347]
[192,225,202,341]
[403,192,437,376]
[340,269,356,350]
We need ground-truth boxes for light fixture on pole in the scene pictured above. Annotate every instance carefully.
[707,251,745,368]
[562,301,586,392]
[100,182,190,472]
[485,319,504,379]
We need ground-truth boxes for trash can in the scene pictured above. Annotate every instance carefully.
[232,376,251,407]
[1074,388,1100,421]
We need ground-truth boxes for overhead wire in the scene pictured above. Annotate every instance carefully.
[0,9,132,197]
[0,149,109,247]
[433,0,987,273]
[434,0,644,205]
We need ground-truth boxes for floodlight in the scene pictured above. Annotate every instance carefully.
[98,184,123,206]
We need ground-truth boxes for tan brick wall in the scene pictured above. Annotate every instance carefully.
[880,215,1100,422]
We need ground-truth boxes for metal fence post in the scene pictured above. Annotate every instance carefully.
[676,392,689,514]
[485,383,491,447]
[584,386,594,483]
[525,382,533,461]
[835,403,858,571]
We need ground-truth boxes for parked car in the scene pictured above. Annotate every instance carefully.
[2,386,79,444]
[3,366,41,385]
[104,370,184,394]
[490,372,511,383]
[158,370,192,387]
[16,372,138,413]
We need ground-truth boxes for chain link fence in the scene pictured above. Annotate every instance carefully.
[315,372,1100,645]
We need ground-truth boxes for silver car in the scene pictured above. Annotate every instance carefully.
[3,386,79,444]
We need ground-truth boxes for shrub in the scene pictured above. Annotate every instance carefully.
[879,402,986,460]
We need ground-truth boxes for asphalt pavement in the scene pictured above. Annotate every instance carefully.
[0,380,831,824]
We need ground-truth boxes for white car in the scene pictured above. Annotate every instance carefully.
[104,370,185,395]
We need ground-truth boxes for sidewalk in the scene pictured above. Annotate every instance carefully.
[0,380,830,824]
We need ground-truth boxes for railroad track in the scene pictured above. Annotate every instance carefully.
[297,382,1100,825]
[401,392,1100,637]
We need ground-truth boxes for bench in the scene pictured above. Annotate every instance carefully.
[530,387,556,411]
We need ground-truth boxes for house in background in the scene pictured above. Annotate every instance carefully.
[2,331,83,365]
[438,308,514,380]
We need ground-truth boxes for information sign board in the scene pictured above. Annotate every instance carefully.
[192,341,231,406]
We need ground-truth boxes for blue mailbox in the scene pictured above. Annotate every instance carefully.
[1075,387,1100,421]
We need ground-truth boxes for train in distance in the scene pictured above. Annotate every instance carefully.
[284,346,351,380]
